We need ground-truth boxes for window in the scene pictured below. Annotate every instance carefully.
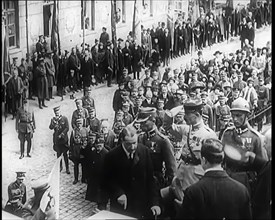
[142,0,153,17]
[115,0,126,23]
[43,2,54,37]
[81,0,95,30]
[2,0,19,48]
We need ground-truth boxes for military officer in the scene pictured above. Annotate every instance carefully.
[160,98,218,218]
[155,99,165,129]
[221,97,268,195]
[86,106,101,133]
[5,172,27,217]
[69,118,89,184]
[255,76,269,132]
[82,87,95,110]
[71,99,89,129]
[121,101,134,126]
[49,106,70,174]
[215,94,231,132]
[136,107,176,188]
[16,100,35,159]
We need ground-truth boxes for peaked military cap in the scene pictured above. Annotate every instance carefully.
[16,172,26,178]
[136,107,157,123]
[53,106,60,112]
[183,98,204,113]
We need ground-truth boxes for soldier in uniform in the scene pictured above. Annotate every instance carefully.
[5,172,27,217]
[215,94,231,132]
[86,106,101,133]
[69,118,89,184]
[49,106,70,174]
[121,101,134,126]
[16,100,36,159]
[155,99,165,129]
[221,97,268,196]
[160,99,217,218]
[136,107,176,189]
[81,87,95,110]
[71,99,89,129]
[255,76,269,132]
[200,91,214,130]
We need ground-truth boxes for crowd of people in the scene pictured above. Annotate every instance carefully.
[3,2,272,220]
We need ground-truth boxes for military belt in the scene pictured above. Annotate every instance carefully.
[19,121,32,123]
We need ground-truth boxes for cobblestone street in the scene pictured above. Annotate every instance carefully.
[2,26,271,219]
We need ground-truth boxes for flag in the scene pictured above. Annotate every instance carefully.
[167,5,174,53]
[111,0,118,79]
[132,0,141,45]
[2,16,10,78]
[40,156,62,218]
[51,0,60,54]
[188,0,200,25]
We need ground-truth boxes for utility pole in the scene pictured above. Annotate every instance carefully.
[25,0,29,56]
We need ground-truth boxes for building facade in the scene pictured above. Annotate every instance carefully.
[2,0,172,61]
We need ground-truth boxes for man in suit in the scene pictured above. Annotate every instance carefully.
[105,41,114,87]
[176,138,252,219]
[102,125,161,219]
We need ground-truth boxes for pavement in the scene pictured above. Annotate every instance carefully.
[1,25,271,219]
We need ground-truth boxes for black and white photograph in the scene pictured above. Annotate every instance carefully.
[2,0,271,219]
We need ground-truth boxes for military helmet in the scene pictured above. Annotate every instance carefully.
[230,97,250,113]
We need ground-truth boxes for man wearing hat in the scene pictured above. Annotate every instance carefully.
[16,100,36,159]
[242,77,258,110]
[10,57,19,76]
[99,27,110,47]
[113,110,126,138]
[102,125,161,218]
[121,101,134,126]
[21,178,56,220]
[81,87,95,110]
[35,56,49,109]
[105,40,114,87]
[221,97,268,196]
[69,117,89,184]
[71,98,89,130]
[233,71,247,96]
[49,106,70,174]
[86,107,101,133]
[5,172,27,216]
[255,76,269,132]
[85,133,109,209]
[161,99,217,216]
[176,138,252,219]
[136,107,176,188]
[44,51,55,100]
[250,47,266,78]
[36,35,46,56]
[214,94,231,132]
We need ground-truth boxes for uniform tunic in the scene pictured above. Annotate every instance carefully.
[16,107,35,137]
[5,181,26,216]
[71,108,89,129]
[138,129,176,187]
[81,96,95,110]
[49,115,69,152]
[221,123,268,194]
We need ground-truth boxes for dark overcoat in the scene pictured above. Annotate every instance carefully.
[102,143,160,219]
[176,170,252,220]
[35,65,49,99]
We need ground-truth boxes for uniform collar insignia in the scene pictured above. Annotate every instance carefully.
[147,129,156,138]
[236,127,248,135]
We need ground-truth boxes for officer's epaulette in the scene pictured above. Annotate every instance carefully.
[158,131,168,139]
[248,124,264,138]
[222,125,235,133]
